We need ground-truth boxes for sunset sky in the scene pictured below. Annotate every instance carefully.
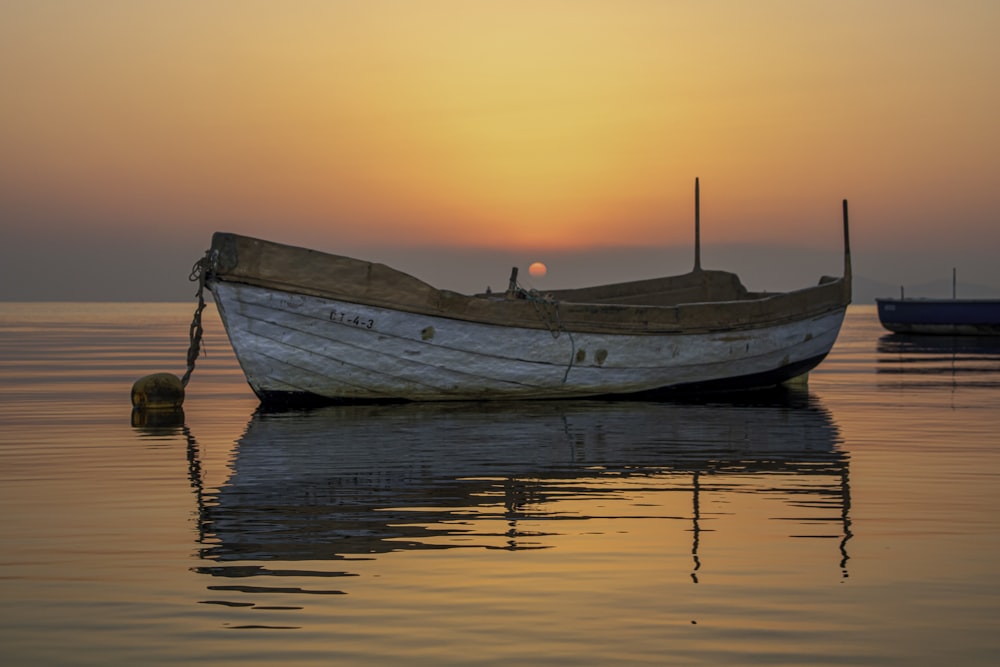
[2,1,998,301]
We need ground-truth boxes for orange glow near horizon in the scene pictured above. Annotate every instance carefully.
[2,1,1000,262]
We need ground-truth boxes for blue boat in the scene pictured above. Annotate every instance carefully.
[877,269,1000,336]
[876,298,1000,335]
[877,270,1000,336]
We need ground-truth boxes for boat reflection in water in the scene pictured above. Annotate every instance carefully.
[877,333,1000,389]
[190,391,850,586]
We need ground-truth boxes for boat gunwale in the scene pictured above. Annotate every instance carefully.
[204,231,850,336]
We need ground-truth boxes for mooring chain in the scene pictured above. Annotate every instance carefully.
[180,251,211,388]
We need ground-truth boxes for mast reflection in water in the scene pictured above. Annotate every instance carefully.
[187,391,851,592]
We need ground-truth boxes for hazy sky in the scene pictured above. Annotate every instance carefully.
[2,1,998,302]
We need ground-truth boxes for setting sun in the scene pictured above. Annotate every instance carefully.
[528,262,548,278]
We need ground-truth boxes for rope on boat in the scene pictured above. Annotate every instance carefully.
[519,283,577,384]
[180,253,210,388]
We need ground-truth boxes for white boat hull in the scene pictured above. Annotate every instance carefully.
[211,281,846,402]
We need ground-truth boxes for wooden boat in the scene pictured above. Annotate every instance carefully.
[196,185,853,405]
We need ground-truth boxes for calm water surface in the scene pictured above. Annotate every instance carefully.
[1,303,999,666]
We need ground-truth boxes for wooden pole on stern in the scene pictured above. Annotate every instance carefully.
[694,178,702,272]
[842,199,852,282]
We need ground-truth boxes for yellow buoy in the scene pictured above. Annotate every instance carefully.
[131,372,185,410]
[129,257,208,416]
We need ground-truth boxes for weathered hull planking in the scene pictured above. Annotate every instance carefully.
[210,281,847,403]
